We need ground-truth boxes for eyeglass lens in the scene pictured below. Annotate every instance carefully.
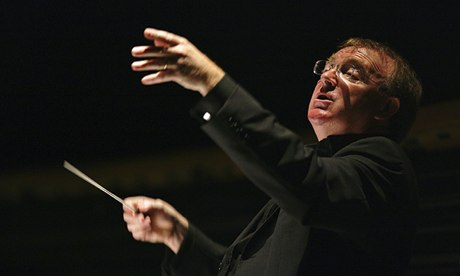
[313,60,363,84]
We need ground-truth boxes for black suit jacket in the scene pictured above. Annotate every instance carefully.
[161,75,418,275]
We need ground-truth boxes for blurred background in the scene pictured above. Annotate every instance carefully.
[1,1,459,275]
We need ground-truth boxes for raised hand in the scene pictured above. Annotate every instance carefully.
[131,28,225,96]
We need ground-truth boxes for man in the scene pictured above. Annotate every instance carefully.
[123,28,422,275]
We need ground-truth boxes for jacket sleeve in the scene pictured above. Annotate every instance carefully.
[161,224,226,275]
[190,75,418,233]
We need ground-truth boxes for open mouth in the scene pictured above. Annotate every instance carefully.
[313,93,334,110]
[318,95,331,100]
[317,94,333,102]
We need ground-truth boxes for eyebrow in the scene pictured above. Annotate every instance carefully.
[328,56,369,75]
[330,50,381,70]
[329,49,390,83]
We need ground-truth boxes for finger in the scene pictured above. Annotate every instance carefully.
[131,228,148,241]
[123,211,140,222]
[133,230,154,242]
[124,217,144,229]
[137,198,167,217]
[143,216,153,228]
[124,196,149,208]
[132,231,144,241]
[140,71,177,86]
[151,199,177,217]
[128,219,150,232]
[123,204,138,214]
[123,212,133,222]
[126,215,150,232]
[131,46,179,58]
[124,197,139,206]
[127,222,137,233]
[132,59,177,72]
[126,219,143,233]
[124,201,141,216]
[166,43,191,57]
[132,46,165,58]
[144,28,187,46]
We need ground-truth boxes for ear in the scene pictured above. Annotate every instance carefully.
[374,97,400,121]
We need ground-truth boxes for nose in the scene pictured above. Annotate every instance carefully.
[320,69,338,92]
[320,80,335,92]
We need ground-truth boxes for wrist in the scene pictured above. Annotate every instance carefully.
[199,67,225,97]
[166,216,189,254]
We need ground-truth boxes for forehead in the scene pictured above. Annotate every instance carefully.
[330,47,394,78]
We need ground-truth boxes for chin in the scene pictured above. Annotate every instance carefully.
[308,109,332,123]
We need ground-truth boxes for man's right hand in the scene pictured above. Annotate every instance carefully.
[123,196,189,254]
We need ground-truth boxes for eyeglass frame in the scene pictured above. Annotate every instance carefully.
[313,59,381,85]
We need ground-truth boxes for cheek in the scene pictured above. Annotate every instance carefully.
[344,83,367,104]
[347,91,382,118]
[335,83,351,107]
[361,89,382,106]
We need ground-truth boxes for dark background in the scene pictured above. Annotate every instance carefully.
[1,1,460,275]
[1,1,459,170]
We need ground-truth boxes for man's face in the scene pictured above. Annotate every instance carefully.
[308,47,394,140]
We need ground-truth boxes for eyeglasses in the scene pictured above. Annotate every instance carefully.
[313,60,372,84]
